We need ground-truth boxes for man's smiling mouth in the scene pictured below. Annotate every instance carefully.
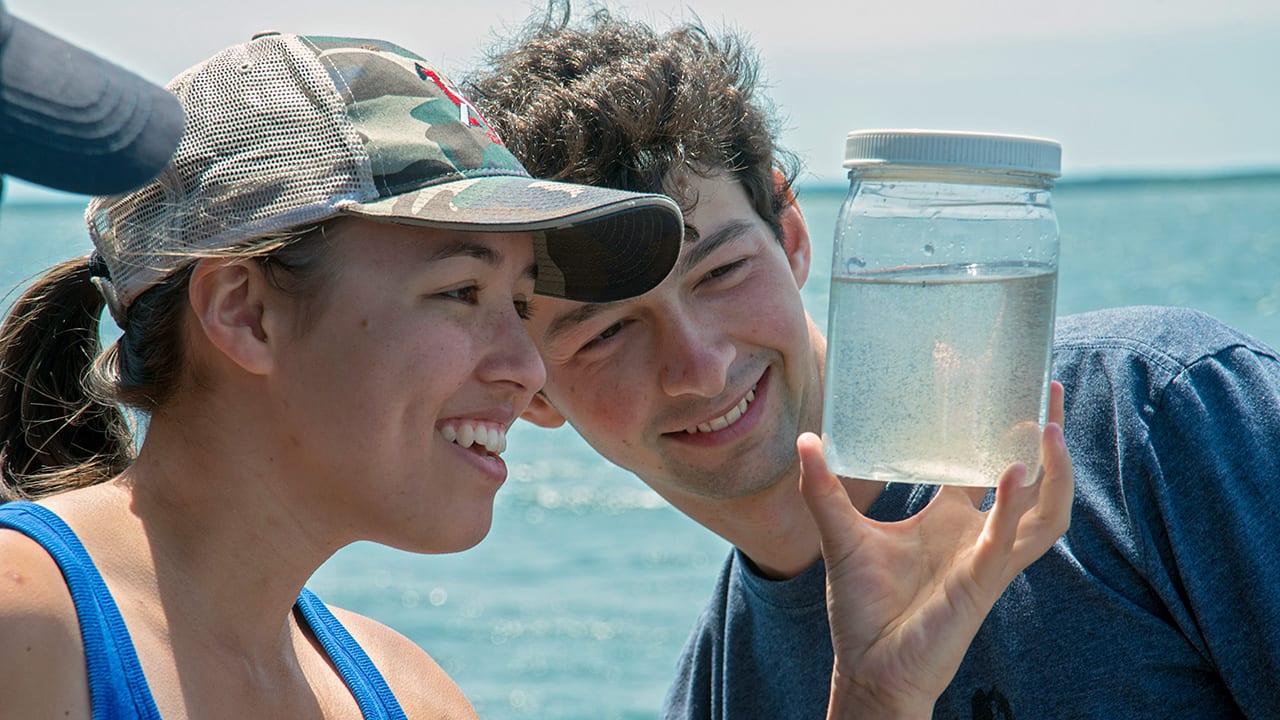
[682,385,757,434]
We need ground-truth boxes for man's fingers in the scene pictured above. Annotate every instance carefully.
[1006,421,1073,564]
[974,415,1074,585]
[1048,380,1065,428]
[969,462,1032,586]
[797,432,866,558]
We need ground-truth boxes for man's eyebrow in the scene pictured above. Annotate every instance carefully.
[677,221,755,276]
[543,300,622,344]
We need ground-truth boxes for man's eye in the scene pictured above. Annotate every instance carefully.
[598,322,624,341]
[443,286,478,303]
[581,321,625,352]
[705,259,746,281]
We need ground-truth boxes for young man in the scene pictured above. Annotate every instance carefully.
[468,7,1280,719]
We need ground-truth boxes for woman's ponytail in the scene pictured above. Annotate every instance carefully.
[0,256,133,501]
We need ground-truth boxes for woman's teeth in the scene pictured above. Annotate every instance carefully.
[685,387,756,434]
[440,422,507,454]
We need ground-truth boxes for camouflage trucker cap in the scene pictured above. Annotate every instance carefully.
[86,33,683,322]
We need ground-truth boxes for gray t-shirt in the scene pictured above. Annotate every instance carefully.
[663,306,1280,719]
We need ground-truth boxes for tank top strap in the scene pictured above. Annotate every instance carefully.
[295,588,408,720]
[0,501,161,720]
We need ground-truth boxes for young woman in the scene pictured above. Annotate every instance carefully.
[0,31,1069,719]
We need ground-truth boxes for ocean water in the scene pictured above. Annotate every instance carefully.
[1,174,1277,718]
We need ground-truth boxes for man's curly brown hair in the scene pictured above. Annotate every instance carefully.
[465,2,802,243]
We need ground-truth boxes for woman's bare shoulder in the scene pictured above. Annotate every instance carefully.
[0,527,91,716]
[326,603,479,720]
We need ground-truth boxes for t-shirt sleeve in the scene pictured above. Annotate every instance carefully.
[1140,339,1280,714]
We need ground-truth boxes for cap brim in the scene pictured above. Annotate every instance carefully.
[0,9,185,195]
[345,175,684,303]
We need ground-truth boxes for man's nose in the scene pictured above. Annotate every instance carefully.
[657,310,733,398]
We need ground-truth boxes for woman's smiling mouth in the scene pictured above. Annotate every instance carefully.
[440,421,508,455]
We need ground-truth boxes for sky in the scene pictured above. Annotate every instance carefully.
[7,0,1280,202]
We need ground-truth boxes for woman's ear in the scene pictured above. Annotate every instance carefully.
[775,171,812,289]
[521,391,567,429]
[187,259,274,376]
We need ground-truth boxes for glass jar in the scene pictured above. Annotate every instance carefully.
[821,129,1062,487]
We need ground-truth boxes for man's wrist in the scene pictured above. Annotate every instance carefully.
[826,667,935,720]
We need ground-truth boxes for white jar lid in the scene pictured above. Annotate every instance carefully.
[844,129,1061,177]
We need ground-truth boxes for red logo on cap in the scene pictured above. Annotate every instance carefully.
[415,63,503,145]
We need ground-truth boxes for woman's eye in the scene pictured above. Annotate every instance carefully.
[515,298,534,320]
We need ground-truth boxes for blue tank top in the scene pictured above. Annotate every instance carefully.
[0,501,407,720]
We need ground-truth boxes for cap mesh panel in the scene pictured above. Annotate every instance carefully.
[87,35,374,308]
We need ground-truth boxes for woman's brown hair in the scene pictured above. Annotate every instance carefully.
[0,224,335,501]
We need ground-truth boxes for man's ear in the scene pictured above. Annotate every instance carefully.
[775,171,812,288]
[521,391,567,429]
[187,258,274,376]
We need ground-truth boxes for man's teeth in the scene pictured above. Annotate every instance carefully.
[440,422,507,454]
[686,387,756,434]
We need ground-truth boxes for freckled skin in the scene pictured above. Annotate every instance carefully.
[0,219,545,719]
